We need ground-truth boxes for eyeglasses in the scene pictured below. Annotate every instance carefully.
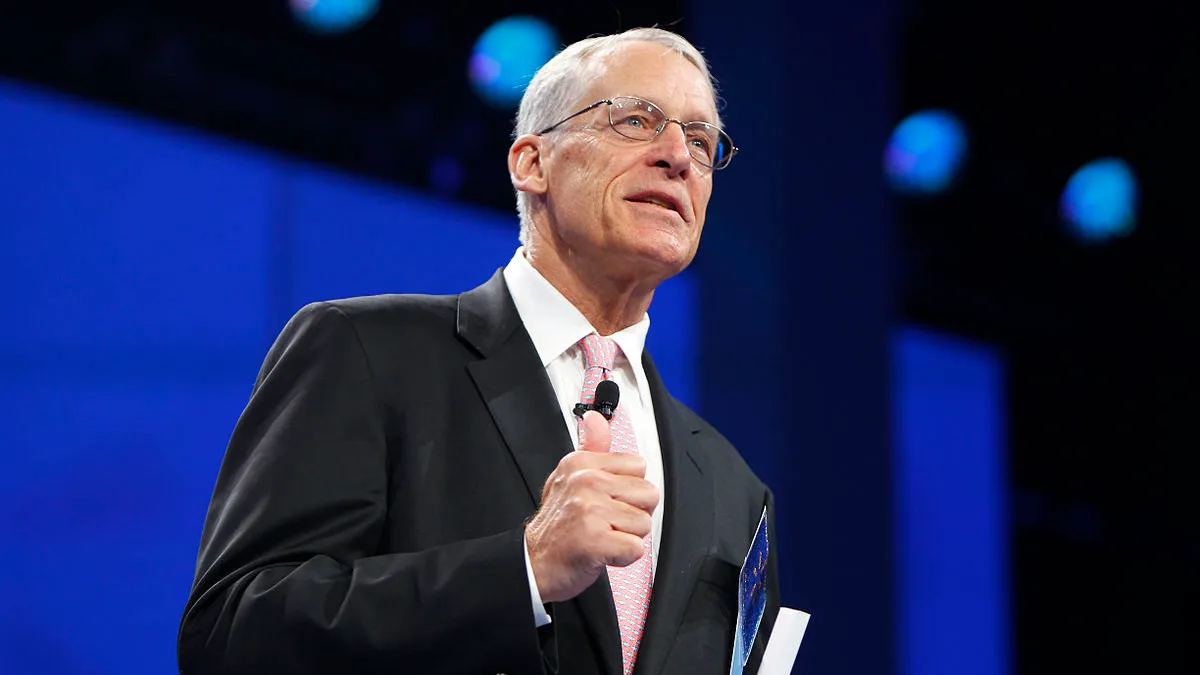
[536,96,738,170]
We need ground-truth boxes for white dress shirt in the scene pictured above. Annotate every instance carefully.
[503,247,665,627]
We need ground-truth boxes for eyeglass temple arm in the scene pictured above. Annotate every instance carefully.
[535,100,612,136]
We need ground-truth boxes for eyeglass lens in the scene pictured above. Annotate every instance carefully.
[608,97,733,169]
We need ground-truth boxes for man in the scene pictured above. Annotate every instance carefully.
[177,27,779,675]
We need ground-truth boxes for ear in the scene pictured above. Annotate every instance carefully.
[508,134,549,198]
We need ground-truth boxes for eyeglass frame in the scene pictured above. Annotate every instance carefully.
[534,96,739,170]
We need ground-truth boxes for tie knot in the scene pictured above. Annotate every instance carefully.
[579,333,617,372]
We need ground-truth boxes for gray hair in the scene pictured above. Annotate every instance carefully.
[511,27,719,245]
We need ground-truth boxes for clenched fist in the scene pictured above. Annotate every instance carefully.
[524,410,659,603]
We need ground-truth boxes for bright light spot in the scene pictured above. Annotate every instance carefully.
[885,109,968,195]
[1060,158,1138,243]
[469,16,559,108]
[290,0,379,35]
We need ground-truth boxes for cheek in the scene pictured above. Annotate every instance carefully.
[693,184,713,224]
[563,138,612,187]
[569,163,610,209]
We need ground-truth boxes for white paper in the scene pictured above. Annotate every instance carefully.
[757,607,810,675]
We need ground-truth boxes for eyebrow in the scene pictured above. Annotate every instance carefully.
[633,95,719,126]
[675,105,717,125]
[680,103,721,127]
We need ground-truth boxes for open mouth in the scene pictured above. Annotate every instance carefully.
[627,192,684,219]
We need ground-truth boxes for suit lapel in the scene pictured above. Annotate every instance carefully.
[459,270,623,675]
[634,353,713,675]
[460,269,572,507]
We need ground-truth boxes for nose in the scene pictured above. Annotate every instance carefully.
[652,120,694,177]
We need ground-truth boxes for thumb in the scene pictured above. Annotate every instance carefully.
[579,410,612,453]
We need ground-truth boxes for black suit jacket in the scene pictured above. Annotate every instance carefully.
[177,270,779,675]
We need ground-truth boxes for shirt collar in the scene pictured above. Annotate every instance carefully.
[503,247,651,375]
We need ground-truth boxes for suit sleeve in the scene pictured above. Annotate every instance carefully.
[176,302,545,675]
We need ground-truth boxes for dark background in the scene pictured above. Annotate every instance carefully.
[2,0,1194,672]
[900,2,1197,671]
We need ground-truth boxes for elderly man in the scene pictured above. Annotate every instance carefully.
[178,27,778,675]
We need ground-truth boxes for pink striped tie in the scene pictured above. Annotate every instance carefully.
[577,333,653,675]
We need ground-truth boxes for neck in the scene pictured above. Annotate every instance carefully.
[524,240,657,337]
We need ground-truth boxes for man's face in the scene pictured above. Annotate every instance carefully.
[536,42,719,284]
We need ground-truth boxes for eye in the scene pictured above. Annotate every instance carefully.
[687,130,715,159]
[620,111,655,128]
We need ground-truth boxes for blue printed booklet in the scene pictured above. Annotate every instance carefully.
[729,505,769,675]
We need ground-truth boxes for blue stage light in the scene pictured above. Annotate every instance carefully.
[469,16,559,108]
[290,0,379,35]
[1060,158,1138,243]
[885,109,968,195]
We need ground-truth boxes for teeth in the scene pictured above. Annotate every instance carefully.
[641,197,672,210]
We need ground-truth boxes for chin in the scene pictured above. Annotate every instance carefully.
[601,214,700,277]
[619,237,696,278]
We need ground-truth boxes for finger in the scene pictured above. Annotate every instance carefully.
[561,450,646,478]
[606,499,653,539]
[601,530,649,568]
[578,410,611,454]
[607,475,659,513]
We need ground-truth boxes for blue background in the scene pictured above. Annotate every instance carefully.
[2,73,1004,674]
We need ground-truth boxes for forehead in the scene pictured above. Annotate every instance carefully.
[583,42,718,123]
